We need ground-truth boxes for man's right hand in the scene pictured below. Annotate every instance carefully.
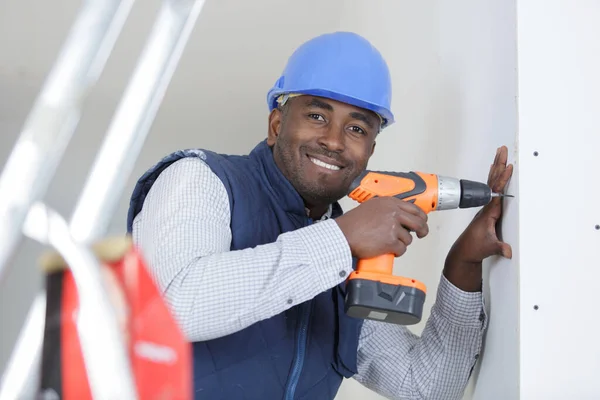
[334,197,429,259]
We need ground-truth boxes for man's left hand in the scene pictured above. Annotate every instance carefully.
[443,146,514,292]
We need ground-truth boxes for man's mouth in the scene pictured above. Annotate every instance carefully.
[308,156,342,171]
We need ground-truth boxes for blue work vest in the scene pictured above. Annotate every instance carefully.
[126,140,363,400]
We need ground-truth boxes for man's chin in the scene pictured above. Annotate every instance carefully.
[301,186,348,206]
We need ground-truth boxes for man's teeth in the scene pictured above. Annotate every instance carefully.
[310,157,340,171]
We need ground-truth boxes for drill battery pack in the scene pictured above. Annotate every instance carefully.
[344,276,426,325]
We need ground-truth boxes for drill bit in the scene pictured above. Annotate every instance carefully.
[491,192,514,198]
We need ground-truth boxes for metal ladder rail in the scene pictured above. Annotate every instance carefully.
[0,291,46,400]
[0,0,208,398]
[0,0,135,282]
[70,0,208,244]
[0,0,137,397]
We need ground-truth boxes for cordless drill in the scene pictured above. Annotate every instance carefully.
[344,170,511,326]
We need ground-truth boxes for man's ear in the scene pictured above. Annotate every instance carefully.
[370,140,376,157]
[267,108,282,146]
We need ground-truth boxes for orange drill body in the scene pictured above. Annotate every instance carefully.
[344,170,497,325]
[348,171,440,214]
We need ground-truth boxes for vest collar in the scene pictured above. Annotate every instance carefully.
[250,140,343,219]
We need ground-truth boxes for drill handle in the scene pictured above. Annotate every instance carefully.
[355,254,395,275]
[351,254,426,291]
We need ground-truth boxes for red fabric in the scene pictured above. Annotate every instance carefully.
[55,244,192,399]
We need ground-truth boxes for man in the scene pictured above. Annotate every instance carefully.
[127,31,513,400]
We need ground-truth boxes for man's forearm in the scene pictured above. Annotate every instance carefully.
[443,253,483,292]
[146,220,353,342]
[354,274,486,400]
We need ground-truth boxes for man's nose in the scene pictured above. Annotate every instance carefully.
[317,125,345,153]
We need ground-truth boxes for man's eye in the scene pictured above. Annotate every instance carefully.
[308,113,325,121]
[349,126,366,135]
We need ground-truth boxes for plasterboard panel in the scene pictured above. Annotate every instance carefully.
[517,1,600,398]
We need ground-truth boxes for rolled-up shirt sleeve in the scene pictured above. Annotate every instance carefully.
[353,274,487,399]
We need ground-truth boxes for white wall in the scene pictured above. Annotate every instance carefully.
[0,1,553,399]
[433,2,520,399]
[516,1,600,398]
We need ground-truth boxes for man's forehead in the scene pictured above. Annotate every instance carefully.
[302,96,334,110]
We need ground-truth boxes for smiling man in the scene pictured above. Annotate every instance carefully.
[126,31,513,400]
[271,95,380,219]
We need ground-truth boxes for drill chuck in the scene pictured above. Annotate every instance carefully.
[458,179,493,208]
[436,176,493,210]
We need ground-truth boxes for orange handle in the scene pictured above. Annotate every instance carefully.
[356,253,395,275]
[350,253,427,293]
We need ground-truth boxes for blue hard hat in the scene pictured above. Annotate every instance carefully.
[267,31,395,128]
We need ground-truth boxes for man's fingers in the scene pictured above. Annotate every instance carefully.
[395,199,428,222]
[489,147,501,176]
[497,146,508,167]
[487,159,498,184]
[396,226,413,246]
[498,165,514,191]
[415,224,430,239]
[492,164,514,193]
[393,242,408,257]
[488,146,510,186]
[497,241,512,259]
[396,210,429,239]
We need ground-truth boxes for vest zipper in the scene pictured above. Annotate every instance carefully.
[284,217,313,400]
[284,301,311,400]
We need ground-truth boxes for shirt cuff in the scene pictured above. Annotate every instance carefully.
[432,274,487,329]
[295,219,354,291]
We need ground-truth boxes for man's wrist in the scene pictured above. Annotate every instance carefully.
[443,250,483,292]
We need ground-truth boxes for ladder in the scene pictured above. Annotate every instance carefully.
[0,0,207,398]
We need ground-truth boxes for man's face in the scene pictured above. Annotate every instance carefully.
[267,95,379,209]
